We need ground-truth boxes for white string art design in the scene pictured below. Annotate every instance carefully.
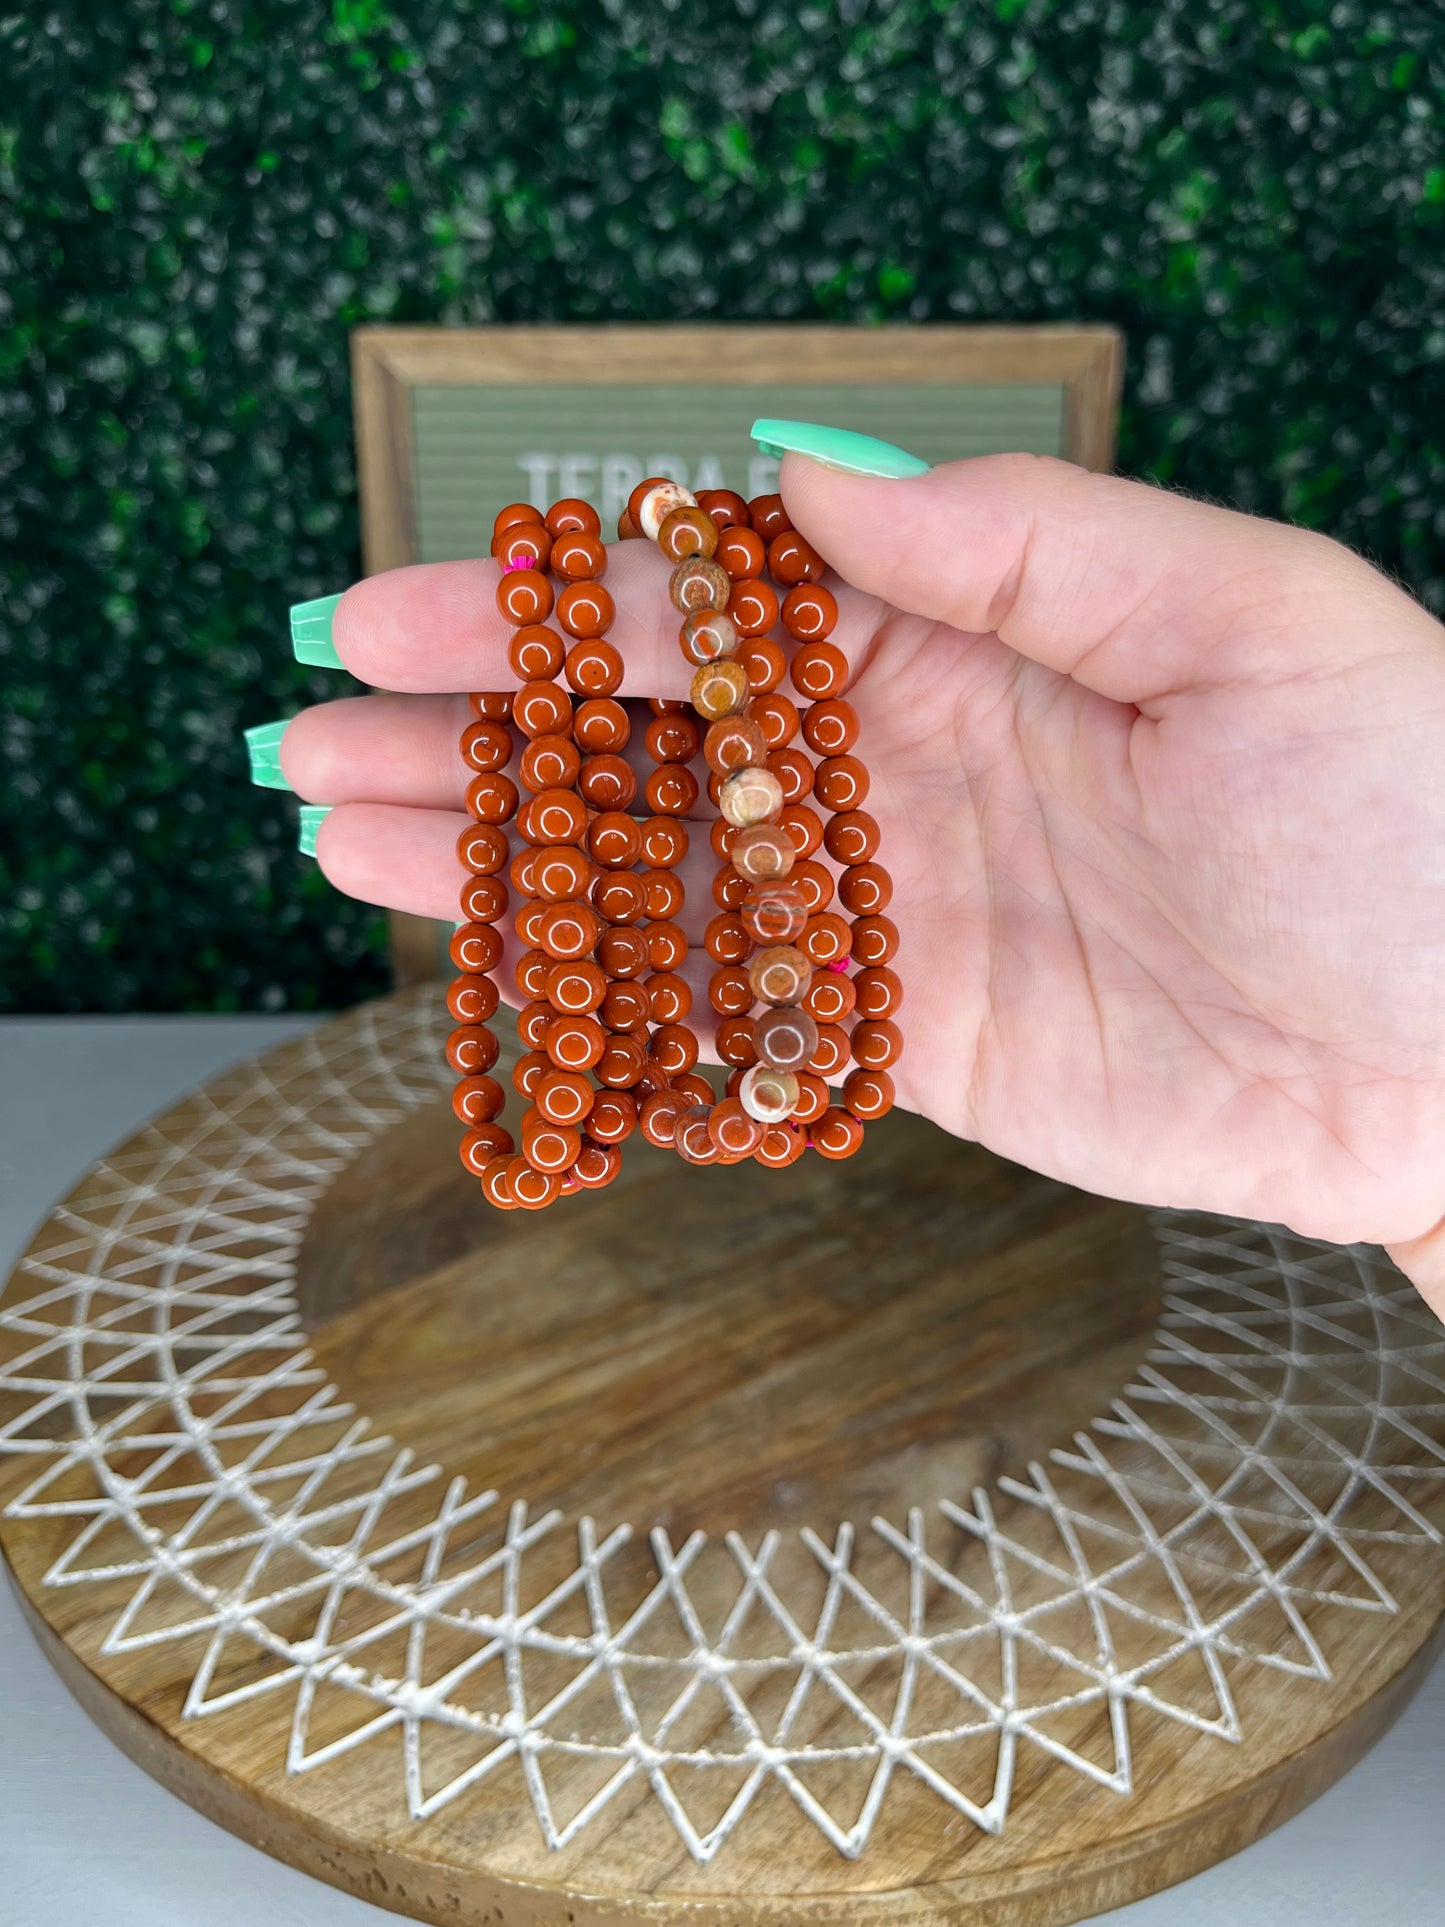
[2,988,1445,1867]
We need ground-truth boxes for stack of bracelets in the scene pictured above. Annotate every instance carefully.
[446,478,903,1211]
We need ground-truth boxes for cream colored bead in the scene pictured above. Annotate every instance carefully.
[639,481,697,542]
[740,1063,800,1124]
[719,764,785,829]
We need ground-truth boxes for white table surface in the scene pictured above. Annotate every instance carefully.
[0,1014,1440,1927]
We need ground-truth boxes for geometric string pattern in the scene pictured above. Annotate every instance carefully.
[3,990,1444,1862]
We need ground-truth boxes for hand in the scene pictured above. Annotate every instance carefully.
[281,455,1445,1312]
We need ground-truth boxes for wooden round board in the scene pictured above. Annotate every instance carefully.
[3,988,1444,1926]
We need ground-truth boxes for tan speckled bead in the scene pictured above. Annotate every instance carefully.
[738,1063,800,1125]
[719,764,785,828]
[731,822,795,882]
[705,713,769,776]
[692,658,751,720]
[748,944,811,1006]
[670,556,733,615]
[658,504,720,562]
[678,608,739,666]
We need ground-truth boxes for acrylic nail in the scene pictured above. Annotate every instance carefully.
[750,418,930,479]
[298,804,332,857]
[290,591,345,668]
[244,719,292,791]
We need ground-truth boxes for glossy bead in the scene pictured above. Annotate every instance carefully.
[782,583,839,642]
[600,979,651,1032]
[520,786,589,847]
[551,530,607,579]
[522,1113,582,1174]
[844,1067,895,1120]
[658,504,719,562]
[579,753,637,810]
[571,1140,622,1189]
[691,659,751,720]
[709,965,754,1017]
[564,637,624,695]
[705,913,750,964]
[715,1015,759,1067]
[466,773,519,824]
[678,608,739,666]
[597,926,650,980]
[696,487,750,528]
[515,948,553,1000]
[809,1024,851,1079]
[535,1068,596,1126]
[805,971,856,1026]
[460,1125,515,1176]
[712,867,750,911]
[780,804,825,859]
[852,1018,903,1069]
[801,697,858,755]
[589,810,643,868]
[792,859,835,915]
[748,493,790,541]
[447,973,501,1025]
[649,1021,698,1076]
[748,944,811,1006]
[647,920,688,971]
[825,809,880,865]
[514,680,573,738]
[494,500,543,538]
[814,1106,865,1160]
[642,868,685,920]
[546,496,602,538]
[668,1071,712,1110]
[461,720,512,772]
[480,1157,519,1208]
[514,901,548,948]
[640,816,689,868]
[854,966,902,1019]
[546,1014,607,1073]
[587,1090,637,1144]
[497,569,553,626]
[710,818,739,860]
[753,1004,818,1073]
[791,1071,830,1124]
[754,1119,807,1167]
[450,921,503,975]
[638,479,696,541]
[593,871,647,925]
[459,873,508,924]
[815,754,870,812]
[671,556,733,615]
[726,577,779,638]
[540,900,600,960]
[768,529,825,585]
[596,1034,649,1088]
[446,1024,499,1076]
[573,698,629,753]
[508,1158,561,1210]
[739,636,786,696]
[458,823,508,875]
[452,1073,504,1127]
[752,692,799,749]
[646,972,692,1023]
[801,911,852,967]
[731,822,795,882]
[494,521,553,571]
[741,881,808,945]
[676,1108,721,1165]
[517,1001,558,1050]
[851,913,900,966]
[709,1097,764,1157]
[533,845,590,901]
[639,1090,685,1148]
[791,641,850,699]
[705,713,769,776]
[716,525,766,578]
[470,691,513,721]
[719,765,785,828]
[738,1064,800,1125]
[768,748,815,806]
[645,712,701,763]
[838,862,893,915]
[557,580,615,640]
[521,733,580,791]
[546,958,607,1014]
[645,763,699,816]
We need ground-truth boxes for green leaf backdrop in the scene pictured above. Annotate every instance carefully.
[2,1,1442,1011]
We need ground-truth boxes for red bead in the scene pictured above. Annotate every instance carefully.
[508,1157,561,1210]
[852,1019,903,1069]
[447,973,501,1025]
[843,1067,895,1120]
[470,691,513,721]
[520,733,580,791]
[709,1097,764,1158]
[493,500,543,538]
[705,913,750,964]
[813,1106,865,1160]
[446,1024,499,1075]
[551,530,607,580]
[792,860,835,915]
[712,867,750,911]
[645,712,702,763]
[649,1022,699,1077]
[646,972,692,1023]
[768,529,825,585]
[497,568,553,626]
[851,913,899,966]
[804,970,856,1026]
[779,804,825,860]
[514,948,553,1000]
[509,623,566,681]
[466,773,519,825]
[791,641,850,699]
[597,1034,648,1088]
[727,577,779,638]
[854,966,902,1019]
[754,1120,807,1168]
[514,680,573,738]
[600,979,651,1032]
[709,965,754,1016]
[460,1124,516,1175]
[587,1090,638,1144]
[597,926,650,979]
[461,720,512,772]
[801,698,858,756]
[450,921,503,974]
[752,692,799,749]
[589,811,643,870]
[545,497,602,538]
[808,1024,850,1079]
[539,899,600,961]
[640,1091,685,1148]
[593,871,648,925]
[676,1108,721,1164]
[640,816,689,868]
[715,525,766,579]
[565,636,624,694]
[546,1014,607,1073]
[767,748,814,806]
[782,583,839,642]
[573,697,629,753]
[642,869,685,920]
[800,912,851,967]
[533,845,590,902]
[838,862,893,916]
[480,1158,519,1209]
[825,809,880,864]
[536,1069,596,1127]
[513,900,548,948]
[705,714,769,776]
[749,493,791,541]
[695,487,751,528]
[647,920,688,971]
[452,1073,504,1127]
[646,763,700,816]
[518,1000,557,1049]
[815,754,870,813]
[740,635,786,694]
[547,959,608,1014]
[792,1071,830,1124]
[458,823,509,876]
[579,753,637,810]
[571,1140,622,1189]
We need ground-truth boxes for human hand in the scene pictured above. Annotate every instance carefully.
[277,453,1445,1312]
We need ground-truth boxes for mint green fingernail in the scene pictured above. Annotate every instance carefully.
[298,805,332,857]
[244,719,292,790]
[750,418,930,479]
[290,592,345,667]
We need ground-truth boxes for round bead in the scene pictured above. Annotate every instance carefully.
[514,901,548,948]
[647,920,688,971]
[844,1067,895,1120]
[792,860,836,915]
[466,773,519,824]
[738,1064,800,1125]
[741,881,808,946]
[601,979,651,1032]
[671,556,733,615]
[540,899,600,961]
[457,823,508,876]
[754,1120,807,1168]
[809,1024,851,1079]
[709,965,754,1017]
[731,823,795,882]
[494,522,552,571]
[514,680,573,738]
[676,1108,721,1165]
[452,1073,504,1127]
[752,692,799,749]
[460,1125,515,1175]
[533,845,590,901]
[546,1014,607,1073]
[480,1157,519,1209]
[551,530,607,579]
[854,966,902,1019]
[535,1068,596,1126]
[801,911,852,967]
[640,816,689,867]
[792,1071,831,1124]
[805,971,856,1026]
[767,748,815,806]
[521,733,581,791]
[691,659,751,720]
[719,765,785,829]
[679,609,739,666]
[801,698,858,756]
[813,1107,865,1160]
[646,972,692,1023]
[824,809,880,864]
[753,1004,818,1073]
[705,713,769,776]
[705,913,750,964]
[571,1140,622,1189]
[450,921,504,975]
[515,948,553,1000]
[695,487,750,528]
[852,1019,903,1069]
[459,874,508,924]
[768,529,825,585]
[446,1025,499,1076]
[791,641,850,699]
[461,720,512,772]
[740,636,786,693]
[711,818,738,860]
[658,504,719,562]
[447,973,501,1025]
[546,497,602,538]
[587,1090,637,1144]
[547,959,607,1014]
[507,1158,561,1210]
[645,712,701,763]
[564,637,624,695]
[511,845,542,894]
[597,926,650,979]
[589,811,642,868]
[639,1090,685,1148]
[638,480,696,541]
[557,580,615,640]
[642,868,685,920]
[470,691,513,721]
[782,583,840,642]
[593,871,648,924]
[748,493,790,541]
[517,1005,557,1053]
[573,698,629,752]
[851,913,900,966]
[715,525,766,579]
[493,500,543,538]
[726,577,779,638]
[748,944,811,1006]
[709,1098,764,1157]
[713,868,750,911]
[497,569,553,626]
[596,1034,648,1088]
[815,755,870,813]
[838,862,893,916]
[523,1114,583,1174]
[645,763,699,816]
[579,754,637,810]
[672,1071,716,1109]
[648,1022,698,1077]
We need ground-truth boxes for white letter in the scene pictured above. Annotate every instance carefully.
[747,455,780,497]
[516,451,553,501]
[558,452,598,502]
[647,453,689,485]
[601,453,642,524]
[692,454,726,492]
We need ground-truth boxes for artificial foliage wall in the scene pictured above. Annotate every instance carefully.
[3,0,1442,1011]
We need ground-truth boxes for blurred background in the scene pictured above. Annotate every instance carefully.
[3,1,1442,1015]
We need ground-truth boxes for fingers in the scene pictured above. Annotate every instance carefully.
[779,451,1431,707]
[282,695,473,806]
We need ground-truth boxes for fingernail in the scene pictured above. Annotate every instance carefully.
[750,418,930,479]
[298,804,332,857]
[290,592,345,667]
[244,719,292,790]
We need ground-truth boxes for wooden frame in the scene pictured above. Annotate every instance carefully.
[350,324,1123,985]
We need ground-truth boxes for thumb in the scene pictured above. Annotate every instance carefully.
[780,451,1418,707]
